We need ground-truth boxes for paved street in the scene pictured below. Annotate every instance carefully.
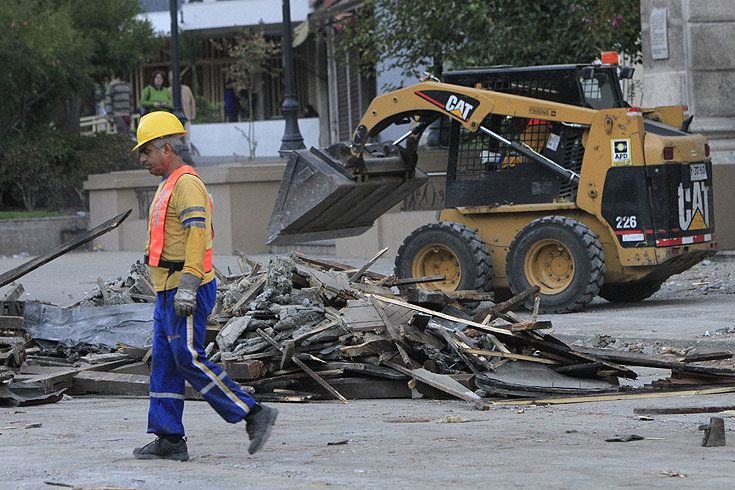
[2,250,735,488]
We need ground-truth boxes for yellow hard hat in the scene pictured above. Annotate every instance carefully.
[132,111,187,151]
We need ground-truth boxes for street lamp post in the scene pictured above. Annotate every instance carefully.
[169,0,192,162]
[279,0,305,154]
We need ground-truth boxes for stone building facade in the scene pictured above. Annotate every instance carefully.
[641,1,735,247]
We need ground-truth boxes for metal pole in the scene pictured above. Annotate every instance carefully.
[169,0,192,162]
[279,0,305,154]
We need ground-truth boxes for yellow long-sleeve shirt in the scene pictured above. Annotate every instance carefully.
[145,172,215,291]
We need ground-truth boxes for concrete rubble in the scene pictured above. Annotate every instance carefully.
[3,252,735,409]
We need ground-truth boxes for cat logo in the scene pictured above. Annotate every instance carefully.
[610,138,631,166]
[415,90,479,122]
[678,181,710,231]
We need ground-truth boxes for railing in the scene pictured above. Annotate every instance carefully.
[79,115,112,135]
[79,114,141,135]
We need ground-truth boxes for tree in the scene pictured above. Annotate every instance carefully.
[337,0,641,84]
[223,26,281,160]
[0,0,157,144]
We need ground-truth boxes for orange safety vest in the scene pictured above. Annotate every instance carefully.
[147,164,213,272]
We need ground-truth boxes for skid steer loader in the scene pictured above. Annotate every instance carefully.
[267,61,716,313]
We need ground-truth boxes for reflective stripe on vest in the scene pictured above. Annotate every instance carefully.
[148,164,213,272]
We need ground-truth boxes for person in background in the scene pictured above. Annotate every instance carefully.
[168,70,196,150]
[139,71,173,114]
[131,111,278,461]
[105,73,133,135]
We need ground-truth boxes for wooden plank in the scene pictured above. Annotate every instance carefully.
[368,294,526,337]
[471,287,540,324]
[389,275,446,286]
[96,277,111,303]
[574,346,735,375]
[0,316,24,332]
[634,405,735,415]
[70,371,204,400]
[325,362,407,380]
[491,386,735,406]
[292,320,339,343]
[682,352,733,363]
[291,251,385,280]
[222,359,264,380]
[16,359,137,394]
[503,321,552,332]
[384,361,489,410]
[255,328,348,403]
[116,342,148,361]
[465,348,560,365]
[0,209,131,288]
[349,247,388,282]
[371,297,412,367]
[339,339,394,357]
[444,290,494,301]
[436,328,480,375]
[3,284,24,301]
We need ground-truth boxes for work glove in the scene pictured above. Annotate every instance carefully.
[174,272,202,317]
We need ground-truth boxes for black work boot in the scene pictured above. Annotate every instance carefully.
[133,436,189,461]
[244,404,278,454]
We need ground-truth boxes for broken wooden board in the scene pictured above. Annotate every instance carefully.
[69,371,203,400]
[10,359,137,394]
[299,376,412,400]
[291,251,385,281]
[325,362,407,380]
[384,361,489,410]
[634,405,735,415]
[339,339,394,357]
[475,361,619,397]
[491,385,735,406]
[222,359,264,381]
[256,327,348,403]
[465,348,559,365]
[341,299,414,333]
[349,247,388,282]
[471,286,539,324]
[2,284,24,301]
[368,294,525,337]
[574,346,735,376]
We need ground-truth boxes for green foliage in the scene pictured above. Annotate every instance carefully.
[0,0,157,145]
[61,0,160,84]
[0,129,139,211]
[193,96,222,124]
[338,0,641,84]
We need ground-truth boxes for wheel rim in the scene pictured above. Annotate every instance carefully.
[524,239,575,294]
[412,244,461,292]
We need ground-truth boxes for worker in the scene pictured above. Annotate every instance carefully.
[131,111,277,461]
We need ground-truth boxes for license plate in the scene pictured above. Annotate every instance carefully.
[690,163,707,181]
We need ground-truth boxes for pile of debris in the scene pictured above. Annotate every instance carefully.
[3,251,735,409]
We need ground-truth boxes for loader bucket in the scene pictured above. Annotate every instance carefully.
[267,147,428,245]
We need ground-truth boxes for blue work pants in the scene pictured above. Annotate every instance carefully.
[147,279,255,435]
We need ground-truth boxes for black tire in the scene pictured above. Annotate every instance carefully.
[394,221,492,292]
[598,281,663,303]
[506,216,605,313]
